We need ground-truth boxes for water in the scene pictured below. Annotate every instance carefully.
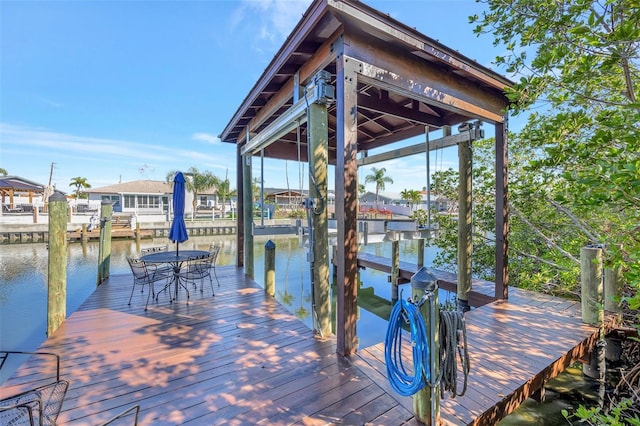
[0,235,436,381]
[0,235,601,423]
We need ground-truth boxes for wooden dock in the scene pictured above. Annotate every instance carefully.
[355,252,496,307]
[1,266,610,425]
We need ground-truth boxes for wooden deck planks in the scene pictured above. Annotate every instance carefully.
[1,264,608,425]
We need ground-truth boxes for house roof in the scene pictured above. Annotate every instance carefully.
[85,180,172,195]
[0,176,45,192]
[85,180,218,195]
[220,0,513,164]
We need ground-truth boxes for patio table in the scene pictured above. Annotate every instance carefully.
[140,250,209,302]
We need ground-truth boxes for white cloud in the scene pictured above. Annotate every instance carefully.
[192,133,220,144]
[241,0,311,43]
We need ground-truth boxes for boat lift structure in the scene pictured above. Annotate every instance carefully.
[220,0,512,356]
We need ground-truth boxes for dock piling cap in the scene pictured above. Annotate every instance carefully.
[411,266,437,292]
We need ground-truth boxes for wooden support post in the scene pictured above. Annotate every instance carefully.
[335,55,359,355]
[417,238,425,268]
[581,245,603,325]
[391,239,399,302]
[242,152,254,279]
[97,200,113,285]
[236,144,245,268]
[135,221,141,244]
[411,268,440,425]
[81,224,88,242]
[47,192,67,336]
[457,134,472,310]
[309,97,331,337]
[33,206,39,224]
[264,240,276,297]
[604,266,623,316]
[495,119,509,299]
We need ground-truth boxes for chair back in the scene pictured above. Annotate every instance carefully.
[126,256,148,280]
[140,245,168,256]
[209,245,220,264]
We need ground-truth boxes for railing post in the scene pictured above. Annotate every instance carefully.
[97,200,113,285]
[48,192,67,336]
[264,239,276,296]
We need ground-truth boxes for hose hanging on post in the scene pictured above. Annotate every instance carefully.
[385,296,470,399]
[438,309,470,398]
[384,297,430,396]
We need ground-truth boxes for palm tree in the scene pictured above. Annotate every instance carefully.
[167,167,219,219]
[364,167,393,209]
[69,177,91,199]
[400,189,422,212]
[217,169,237,218]
[0,167,7,176]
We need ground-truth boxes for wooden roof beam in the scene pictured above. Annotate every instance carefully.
[358,92,443,127]
[236,29,343,143]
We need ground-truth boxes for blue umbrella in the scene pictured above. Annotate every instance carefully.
[168,171,188,255]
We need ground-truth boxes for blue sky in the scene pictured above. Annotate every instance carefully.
[1,0,516,194]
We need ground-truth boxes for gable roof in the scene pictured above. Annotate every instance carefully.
[85,180,172,195]
[0,176,45,192]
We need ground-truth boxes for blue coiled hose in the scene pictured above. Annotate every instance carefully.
[384,298,430,396]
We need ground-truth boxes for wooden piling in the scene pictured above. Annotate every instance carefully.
[97,200,113,285]
[411,268,440,425]
[308,99,331,337]
[264,240,276,296]
[604,266,623,316]
[47,192,67,336]
[242,153,254,279]
[391,239,399,302]
[581,246,603,325]
[417,238,425,268]
[135,221,141,244]
[457,135,472,307]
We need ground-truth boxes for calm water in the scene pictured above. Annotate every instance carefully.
[0,235,440,381]
[0,234,600,424]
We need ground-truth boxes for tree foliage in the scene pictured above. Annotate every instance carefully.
[166,167,219,217]
[69,177,91,199]
[400,188,422,211]
[470,0,639,325]
[364,167,393,208]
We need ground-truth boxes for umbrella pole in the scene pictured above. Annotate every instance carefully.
[176,242,179,256]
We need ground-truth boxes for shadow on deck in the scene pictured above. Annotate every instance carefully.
[1,265,609,425]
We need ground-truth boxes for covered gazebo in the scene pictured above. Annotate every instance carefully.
[0,176,46,211]
[220,0,512,356]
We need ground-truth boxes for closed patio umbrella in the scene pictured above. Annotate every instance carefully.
[168,171,188,255]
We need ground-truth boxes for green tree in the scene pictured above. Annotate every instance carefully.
[471,0,639,312]
[217,169,237,218]
[400,189,422,212]
[69,177,91,199]
[167,167,219,219]
[431,169,459,214]
[471,2,639,416]
[0,168,7,176]
[364,167,393,209]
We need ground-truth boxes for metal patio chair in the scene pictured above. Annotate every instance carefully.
[140,245,168,255]
[208,244,221,287]
[0,351,69,426]
[99,404,140,426]
[126,256,171,310]
[180,253,215,296]
[140,245,172,276]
